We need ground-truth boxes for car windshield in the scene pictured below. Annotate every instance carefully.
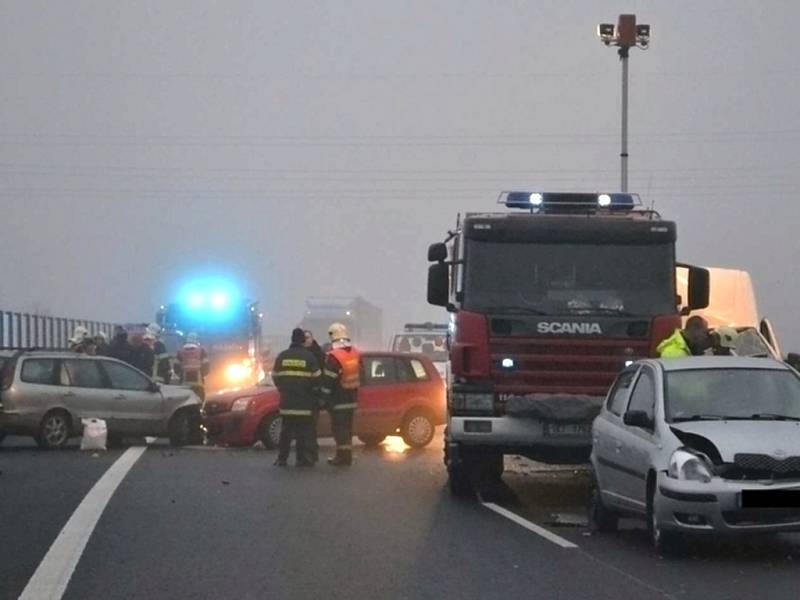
[463,240,674,316]
[391,334,448,361]
[665,368,800,422]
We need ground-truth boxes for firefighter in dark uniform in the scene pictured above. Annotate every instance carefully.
[272,328,322,467]
[321,322,361,466]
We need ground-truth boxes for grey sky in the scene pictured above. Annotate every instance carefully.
[1,1,799,346]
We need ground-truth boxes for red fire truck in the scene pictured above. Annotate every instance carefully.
[427,192,709,495]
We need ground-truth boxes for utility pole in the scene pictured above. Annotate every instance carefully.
[597,15,650,193]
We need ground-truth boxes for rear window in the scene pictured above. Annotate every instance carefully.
[21,359,58,385]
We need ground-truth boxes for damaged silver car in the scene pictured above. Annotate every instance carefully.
[589,356,800,553]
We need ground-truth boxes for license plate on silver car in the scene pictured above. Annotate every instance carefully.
[543,422,592,437]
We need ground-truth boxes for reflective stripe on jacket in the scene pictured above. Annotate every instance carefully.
[321,346,361,410]
[272,345,322,414]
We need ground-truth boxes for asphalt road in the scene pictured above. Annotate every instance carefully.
[1,433,799,600]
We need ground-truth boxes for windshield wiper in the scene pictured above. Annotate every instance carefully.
[490,306,549,316]
[671,414,725,422]
[748,413,800,422]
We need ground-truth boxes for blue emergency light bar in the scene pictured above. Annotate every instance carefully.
[502,192,637,212]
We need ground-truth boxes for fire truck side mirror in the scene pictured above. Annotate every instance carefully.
[687,266,710,311]
[428,243,448,263]
[427,263,449,307]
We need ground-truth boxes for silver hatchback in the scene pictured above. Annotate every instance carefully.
[590,357,800,553]
[0,351,202,449]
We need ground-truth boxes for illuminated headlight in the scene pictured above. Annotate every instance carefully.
[225,363,252,383]
[624,360,634,367]
[529,193,544,206]
[598,194,612,207]
[667,449,713,483]
[451,392,493,411]
[501,358,515,369]
[231,396,253,412]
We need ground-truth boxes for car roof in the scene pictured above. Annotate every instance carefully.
[363,351,434,363]
[645,356,789,372]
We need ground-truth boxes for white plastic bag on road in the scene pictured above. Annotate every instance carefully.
[80,418,107,451]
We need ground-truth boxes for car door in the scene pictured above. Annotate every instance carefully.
[355,355,403,434]
[592,366,638,508]
[616,366,659,513]
[61,358,114,422]
[99,360,164,435]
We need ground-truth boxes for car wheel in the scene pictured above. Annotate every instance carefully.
[358,434,386,448]
[169,409,199,447]
[401,410,435,448]
[588,474,618,533]
[36,410,72,450]
[648,485,682,555]
[258,414,282,450]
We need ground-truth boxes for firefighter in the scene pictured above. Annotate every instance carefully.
[147,323,172,384]
[108,326,135,365]
[304,330,326,462]
[272,328,321,467]
[320,322,361,466]
[175,332,210,390]
[657,316,711,358]
[131,332,155,376]
[94,331,110,356]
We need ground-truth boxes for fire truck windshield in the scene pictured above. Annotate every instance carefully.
[463,240,675,317]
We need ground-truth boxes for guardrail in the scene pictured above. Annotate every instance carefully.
[0,311,118,350]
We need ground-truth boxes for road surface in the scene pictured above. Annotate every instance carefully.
[1,433,798,600]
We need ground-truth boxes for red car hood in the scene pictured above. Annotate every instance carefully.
[203,385,278,414]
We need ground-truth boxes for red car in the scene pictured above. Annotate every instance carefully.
[202,352,446,448]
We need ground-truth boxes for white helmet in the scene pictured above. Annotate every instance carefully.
[146,323,162,337]
[186,332,200,345]
[328,322,350,342]
[70,326,90,344]
[94,331,108,343]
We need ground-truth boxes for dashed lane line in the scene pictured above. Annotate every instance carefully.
[19,446,147,600]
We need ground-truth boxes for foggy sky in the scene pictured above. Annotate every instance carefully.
[1,1,799,347]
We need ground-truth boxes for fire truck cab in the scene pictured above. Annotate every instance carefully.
[427,192,710,495]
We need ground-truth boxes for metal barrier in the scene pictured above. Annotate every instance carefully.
[0,311,118,350]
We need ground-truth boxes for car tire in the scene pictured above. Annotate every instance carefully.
[358,434,386,448]
[401,409,435,448]
[36,410,72,450]
[258,414,282,450]
[588,475,619,533]
[169,409,199,447]
[648,485,682,555]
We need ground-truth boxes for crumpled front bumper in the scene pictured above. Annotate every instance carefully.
[202,411,255,446]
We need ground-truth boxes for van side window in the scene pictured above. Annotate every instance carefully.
[63,360,105,389]
[21,359,58,385]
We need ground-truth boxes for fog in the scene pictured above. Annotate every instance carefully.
[1,1,799,347]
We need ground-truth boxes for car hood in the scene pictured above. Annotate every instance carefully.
[161,385,200,405]
[203,385,277,413]
[670,420,800,462]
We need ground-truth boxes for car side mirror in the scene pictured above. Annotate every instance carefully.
[786,353,800,371]
[623,410,653,429]
[148,382,161,393]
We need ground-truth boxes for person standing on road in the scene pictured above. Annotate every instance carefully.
[175,332,210,396]
[108,326,135,365]
[657,316,711,358]
[304,330,326,463]
[131,332,155,376]
[93,331,110,356]
[320,322,361,467]
[272,328,321,467]
[147,323,172,384]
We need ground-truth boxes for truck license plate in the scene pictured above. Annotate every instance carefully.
[543,422,592,437]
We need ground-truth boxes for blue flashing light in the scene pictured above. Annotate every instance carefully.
[176,277,243,323]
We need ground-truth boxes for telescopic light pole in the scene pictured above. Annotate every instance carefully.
[597,15,650,193]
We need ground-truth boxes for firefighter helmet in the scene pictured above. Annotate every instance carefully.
[186,332,200,345]
[328,322,350,342]
[715,326,739,350]
[146,323,162,336]
[70,326,90,344]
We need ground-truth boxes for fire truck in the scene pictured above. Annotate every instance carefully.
[155,283,263,394]
[427,192,710,495]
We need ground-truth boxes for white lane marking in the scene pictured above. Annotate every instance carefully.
[481,501,578,549]
[19,446,147,600]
